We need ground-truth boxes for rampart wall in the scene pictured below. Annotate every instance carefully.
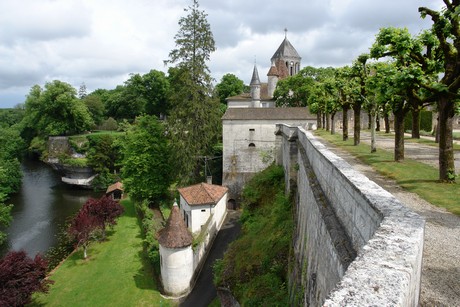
[276,124,425,306]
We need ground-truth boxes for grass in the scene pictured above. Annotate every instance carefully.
[31,198,174,307]
[314,130,460,216]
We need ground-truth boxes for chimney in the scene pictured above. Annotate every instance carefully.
[206,176,213,185]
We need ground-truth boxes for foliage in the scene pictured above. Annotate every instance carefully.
[84,196,124,239]
[99,117,118,131]
[22,81,93,137]
[83,94,105,127]
[67,205,98,259]
[0,108,25,128]
[215,73,245,104]
[135,200,166,275]
[32,199,171,306]
[121,115,172,203]
[165,1,221,184]
[0,195,12,245]
[405,110,433,132]
[58,155,88,167]
[214,164,292,305]
[45,222,76,271]
[0,250,52,306]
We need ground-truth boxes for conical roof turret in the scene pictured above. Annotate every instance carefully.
[250,65,261,85]
[158,202,193,249]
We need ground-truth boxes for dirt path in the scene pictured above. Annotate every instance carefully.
[315,131,460,307]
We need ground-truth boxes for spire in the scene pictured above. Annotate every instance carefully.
[284,27,288,39]
[250,65,261,85]
[158,202,193,249]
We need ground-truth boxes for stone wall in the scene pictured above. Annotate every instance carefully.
[276,124,425,306]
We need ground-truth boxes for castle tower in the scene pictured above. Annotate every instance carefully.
[271,29,301,79]
[250,64,261,107]
[158,202,194,296]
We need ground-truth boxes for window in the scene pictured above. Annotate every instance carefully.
[201,209,206,212]
[249,128,255,131]
[248,143,256,147]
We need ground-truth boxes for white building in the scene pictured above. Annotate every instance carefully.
[158,202,194,296]
[222,108,315,202]
[178,183,228,233]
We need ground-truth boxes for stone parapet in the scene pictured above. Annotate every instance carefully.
[276,124,424,307]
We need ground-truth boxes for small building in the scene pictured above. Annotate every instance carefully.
[105,182,124,200]
[178,183,228,234]
[158,202,194,296]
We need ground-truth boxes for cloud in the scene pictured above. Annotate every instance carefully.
[0,0,448,108]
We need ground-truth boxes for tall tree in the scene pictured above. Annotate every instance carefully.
[165,0,221,184]
[419,1,460,182]
[0,251,52,306]
[121,115,172,204]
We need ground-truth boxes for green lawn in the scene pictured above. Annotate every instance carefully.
[314,130,460,216]
[31,199,174,307]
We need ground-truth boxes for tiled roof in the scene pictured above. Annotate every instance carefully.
[222,107,315,120]
[178,183,228,206]
[106,182,123,194]
[271,37,301,61]
[158,204,193,248]
[267,65,279,77]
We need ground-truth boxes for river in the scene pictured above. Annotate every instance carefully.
[0,159,100,257]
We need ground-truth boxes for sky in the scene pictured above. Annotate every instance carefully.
[0,0,445,108]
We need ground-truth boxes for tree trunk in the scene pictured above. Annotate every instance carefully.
[331,112,336,135]
[343,104,349,141]
[322,113,326,129]
[316,112,321,129]
[437,97,455,182]
[435,113,440,144]
[370,109,377,153]
[83,245,88,259]
[376,112,381,132]
[353,104,361,145]
[384,112,390,133]
[394,110,406,162]
[411,108,420,139]
[368,111,372,129]
[326,113,330,131]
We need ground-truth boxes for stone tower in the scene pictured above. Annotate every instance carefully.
[250,64,261,107]
[158,201,194,296]
[267,30,301,99]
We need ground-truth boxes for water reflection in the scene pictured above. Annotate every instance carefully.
[0,159,100,257]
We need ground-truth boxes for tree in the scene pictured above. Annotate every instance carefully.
[121,115,172,203]
[165,0,222,183]
[141,70,170,117]
[215,73,245,104]
[22,80,93,136]
[0,194,12,245]
[83,94,105,127]
[68,206,98,259]
[86,134,122,188]
[0,250,52,306]
[419,1,460,182]
[83,196,124,239]
[371,27,441,161]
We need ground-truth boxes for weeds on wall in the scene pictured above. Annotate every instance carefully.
[213,164,293,305]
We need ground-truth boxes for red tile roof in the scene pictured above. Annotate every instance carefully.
[178,183,228,206]
[158,204,193,248]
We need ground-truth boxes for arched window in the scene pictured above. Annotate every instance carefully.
[248,143,256,148]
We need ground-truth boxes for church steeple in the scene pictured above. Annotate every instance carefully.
[271,29,301,78]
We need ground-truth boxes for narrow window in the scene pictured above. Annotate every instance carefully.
[249,128,255,131]
[249,143,256,147]
[201,209,206,212]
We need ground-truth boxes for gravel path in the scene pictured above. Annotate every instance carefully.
[316,131,460,307]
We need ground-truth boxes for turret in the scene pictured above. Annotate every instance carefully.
[250,65,261,107]
[271,29,301,79]
[158,202,194,296]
